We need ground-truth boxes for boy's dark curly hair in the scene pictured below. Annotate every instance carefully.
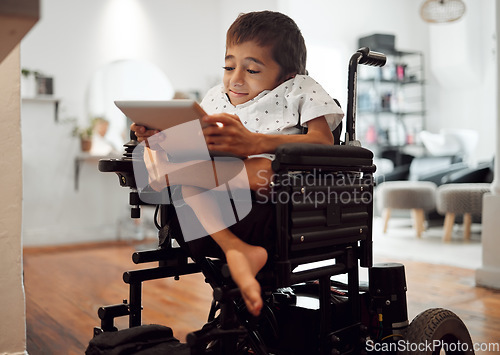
[226,11,307,79]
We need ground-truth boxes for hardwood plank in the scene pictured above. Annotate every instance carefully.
[24,242,500,354]
[388,258,500,353]
[24,242,213,354]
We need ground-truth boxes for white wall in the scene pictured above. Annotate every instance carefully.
[21,98,131,246]
[426,0,496,162]
[0,45,27,355]
[20,0,497,246]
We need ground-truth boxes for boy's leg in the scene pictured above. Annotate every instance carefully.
[144,147,274,194]
[147,154,275,315]
[181,185,267,316]
[210,228,267,316]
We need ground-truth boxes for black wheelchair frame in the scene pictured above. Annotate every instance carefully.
[92,48,475,355]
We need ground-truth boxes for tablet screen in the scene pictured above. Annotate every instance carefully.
[115,99,207,131]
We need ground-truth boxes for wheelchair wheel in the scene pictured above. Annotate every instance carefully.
[403,308,474,355]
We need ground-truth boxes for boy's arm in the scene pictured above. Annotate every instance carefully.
[203,113,334,157]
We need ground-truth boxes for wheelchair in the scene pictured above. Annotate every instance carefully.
[91,48,475,355]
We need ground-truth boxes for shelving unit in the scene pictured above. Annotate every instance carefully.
[357,50,426,160]
[22,96,60,121]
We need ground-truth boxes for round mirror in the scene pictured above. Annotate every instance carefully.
[86,59,174,154]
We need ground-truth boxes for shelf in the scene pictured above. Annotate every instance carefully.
[74,152,121,191]
[383,49,423,57]
[359,78,425,85]
[22,95,59,102]
[359,109,426,116]
[22,96,60,122]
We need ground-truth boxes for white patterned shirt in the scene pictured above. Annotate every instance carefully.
[200,75,343,159]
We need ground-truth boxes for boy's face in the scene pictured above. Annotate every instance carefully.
[223,40,284,106]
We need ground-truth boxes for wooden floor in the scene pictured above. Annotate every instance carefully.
[24,241,500,355]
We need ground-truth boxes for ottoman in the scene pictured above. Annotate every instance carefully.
[436,183,491,242]
[377,181,437,237]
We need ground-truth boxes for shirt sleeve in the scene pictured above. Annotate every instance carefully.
[287,76,344,131]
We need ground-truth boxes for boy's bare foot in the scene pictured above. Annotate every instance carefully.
[225,244,267,316]
[211,231,268,316]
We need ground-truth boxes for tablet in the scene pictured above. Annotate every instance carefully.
[115,99,207,131]
[115,99,243,159]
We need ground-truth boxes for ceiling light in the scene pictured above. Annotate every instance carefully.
[420,0,466,23]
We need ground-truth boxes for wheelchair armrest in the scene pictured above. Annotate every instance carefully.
[272,143,375,172]
[98,158,138,188]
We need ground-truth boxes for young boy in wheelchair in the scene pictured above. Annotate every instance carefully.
[131,10,343,317]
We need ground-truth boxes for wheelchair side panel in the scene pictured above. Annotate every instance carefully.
[272,168,374,287]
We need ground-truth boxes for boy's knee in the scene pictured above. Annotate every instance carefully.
[246,159,273,193]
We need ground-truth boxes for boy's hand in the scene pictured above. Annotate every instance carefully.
[130,123,160,143]
[202,113,257,157]
[131,123,166,150]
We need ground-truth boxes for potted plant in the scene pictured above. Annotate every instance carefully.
[72,117,111,152]
[21,68,40,97]
[72,122,95,152]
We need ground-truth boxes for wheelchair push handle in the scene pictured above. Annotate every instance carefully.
[345,47,387,146]
[357,47,387,67]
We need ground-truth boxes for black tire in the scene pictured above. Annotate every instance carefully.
[403,308,474,355]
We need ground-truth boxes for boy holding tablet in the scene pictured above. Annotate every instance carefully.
[132,10,343,316]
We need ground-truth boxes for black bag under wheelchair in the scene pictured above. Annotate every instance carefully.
[89,48,475,355]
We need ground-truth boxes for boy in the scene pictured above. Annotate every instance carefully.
[132,10,343,316]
